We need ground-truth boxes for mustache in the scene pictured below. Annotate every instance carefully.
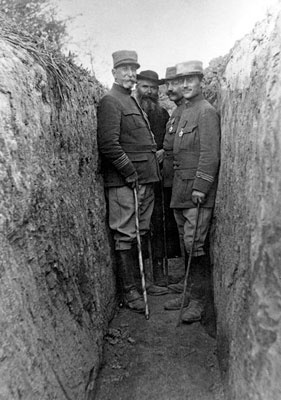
[126,78,137,84]
[140,94,158,102]
[168,90,177,95]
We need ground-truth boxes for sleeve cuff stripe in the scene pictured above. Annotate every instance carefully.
[196,171,214,183]
[113,154,131,169]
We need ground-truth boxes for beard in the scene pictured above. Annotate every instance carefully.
[138,95,161,116]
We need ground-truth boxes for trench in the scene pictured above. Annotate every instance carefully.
[93,258,225,400]
[1,6,281,400]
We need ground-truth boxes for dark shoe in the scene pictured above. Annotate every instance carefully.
[182,299,204,322]
[146,279,169,296]
[155,278,168,287]
[168,279,185,293]
[153,258,167,287]
[124,289,145,313]
[164,294,190,310]
[168,275,183,285]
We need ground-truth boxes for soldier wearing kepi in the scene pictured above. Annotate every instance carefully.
[162,66,186,266]
[135,70,170,289]
[97,50,161,313]
[164,61,220,324]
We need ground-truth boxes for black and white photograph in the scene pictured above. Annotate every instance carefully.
[0,0,280,399]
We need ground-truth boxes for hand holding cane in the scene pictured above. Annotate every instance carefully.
[176,201,200,327]
[133,188,150,320]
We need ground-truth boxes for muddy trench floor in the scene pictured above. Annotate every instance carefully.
[94,259,225,400]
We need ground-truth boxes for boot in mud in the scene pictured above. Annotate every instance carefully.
[146,279,169,296]
[168,251,190,293]
[182,299,204,322]
[164,291,190,310]
[182,255,208,322]
[116,249,145,314]
[123,288,145,313]
[152,258,181,287]
[133,240,169,296]
[168,278,185,294]
[153,258,167,287]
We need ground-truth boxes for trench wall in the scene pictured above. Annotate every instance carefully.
[0,33,115,399]
[212,6,281,400]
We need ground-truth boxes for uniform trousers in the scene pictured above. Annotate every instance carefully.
[173,207,213,257]
[106,184,154,250]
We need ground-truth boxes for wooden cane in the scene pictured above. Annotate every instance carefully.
[133,188,150,320]
[176,202,200,327]
[161,179,169,286]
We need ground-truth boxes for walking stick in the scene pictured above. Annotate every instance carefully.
[161,180,169,286]
[147,231,154,282]
[133,188,150,320]
[176,201,200,327]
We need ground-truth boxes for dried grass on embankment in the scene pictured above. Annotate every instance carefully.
[0,13,115,400]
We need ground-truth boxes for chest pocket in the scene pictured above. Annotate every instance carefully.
[181,124,197,135]
[122,110,147,130]
[178,123,198,151]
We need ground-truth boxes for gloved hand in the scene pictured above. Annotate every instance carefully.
[125,171,138,190]
[192,190,206,205]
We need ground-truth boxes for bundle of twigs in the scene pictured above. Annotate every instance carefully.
[0,12,100,102]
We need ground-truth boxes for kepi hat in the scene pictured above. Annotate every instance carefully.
[112,50,140,69]
[137,70,164,85]
[176,60,204,77]
[164,66,177,81]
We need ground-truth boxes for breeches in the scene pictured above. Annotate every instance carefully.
[173,207,213,257]
[106,184,154,250]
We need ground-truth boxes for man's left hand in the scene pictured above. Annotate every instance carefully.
[192,190,206,205]
[156,149,165,164]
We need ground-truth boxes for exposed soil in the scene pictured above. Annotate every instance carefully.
[93,259,225,400]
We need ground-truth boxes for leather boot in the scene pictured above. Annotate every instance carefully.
[164,291,190,310]
[133,240,168,296]
[153,258,183,287]
[182,299,204,322]
[181,255,208,322]
[153,258,167,287]
[168,251,191,293]
[116,250,145,313]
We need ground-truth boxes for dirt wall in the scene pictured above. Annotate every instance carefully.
[212,6,281,400]
[0,33,115,399]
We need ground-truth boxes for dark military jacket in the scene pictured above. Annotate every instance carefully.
[97,83,161,187]
[170,93,220,208]
[162,100,186,187]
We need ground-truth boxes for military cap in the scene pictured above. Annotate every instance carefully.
[176,60,204,77]
[137,70,164,85]
[112,50,140,69]
[164,66,177,81]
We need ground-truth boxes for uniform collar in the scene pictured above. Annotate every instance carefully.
[175,97,186,107]
[186,93,204,105]
[112,82,132,95]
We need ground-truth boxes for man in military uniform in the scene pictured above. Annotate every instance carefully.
[162,66,186,269]
[135,70,170,288]
[97,50,162,313]
[164,61,220,324]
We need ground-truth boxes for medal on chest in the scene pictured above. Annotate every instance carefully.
[178,128,183,137]
[168,118,175,133]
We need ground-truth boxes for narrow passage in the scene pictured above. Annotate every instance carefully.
[94,261,225,400]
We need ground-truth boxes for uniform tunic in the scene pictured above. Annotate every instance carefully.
[170,93,220,256]
[97,83,160,187]
[97,83,161,250]
[171,93,220,209]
